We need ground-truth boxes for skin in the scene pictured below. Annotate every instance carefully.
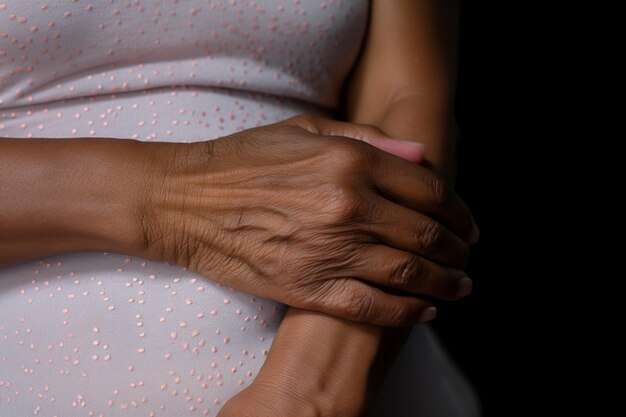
[0,0,470,415]
[0,118,473,325]
[218,1,466,416]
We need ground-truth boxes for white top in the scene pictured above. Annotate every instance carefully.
[0,1,479,416]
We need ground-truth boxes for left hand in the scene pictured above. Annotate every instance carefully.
[142,115,474,326]
[217,124,441,417]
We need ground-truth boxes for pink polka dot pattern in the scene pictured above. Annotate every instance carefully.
[0,253,285,415]
[0,0,368,415]
[0,0,368,141]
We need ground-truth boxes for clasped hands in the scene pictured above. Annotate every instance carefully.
[141,115,477,327]
[134,115,478,416]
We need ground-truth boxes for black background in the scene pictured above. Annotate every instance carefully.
[431,2,513,414]
[432,2,590,412]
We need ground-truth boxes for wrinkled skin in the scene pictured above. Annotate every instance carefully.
[141,116,475,326]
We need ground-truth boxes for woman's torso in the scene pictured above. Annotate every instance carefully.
[1,1,370,415]
[0,0,368,140]
[0,1,479,416]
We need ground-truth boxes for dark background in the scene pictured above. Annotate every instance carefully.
[432,3,590,412]
[430,2,557,412]
[431,2,514,415]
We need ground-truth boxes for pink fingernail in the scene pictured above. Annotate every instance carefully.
[400,140,426,150]
[456,277,473,298]
[417,307,437,323]
[388,140,425,163]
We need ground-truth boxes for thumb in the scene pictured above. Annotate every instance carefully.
[288,116,425,163]
[361,135,425,163]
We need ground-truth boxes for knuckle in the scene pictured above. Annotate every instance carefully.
[319,183,365,222]
[343,288,375,321]
[336,192,363,221]
[328,139,370,168]
[390,256,422,285]
[425,174,451,207]
[418,220,443,253]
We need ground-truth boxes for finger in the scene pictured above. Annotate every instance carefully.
[285,115,477,242]
[371,154,476,242]
[352,245,472,301]
[364,137,425,163]
[318,119,426,163]
[366,196,470,268]
[310,278,437,327]
[310,117,478,243]
[288,115,426,163]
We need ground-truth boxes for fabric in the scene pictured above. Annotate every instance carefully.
[0,1,479,416]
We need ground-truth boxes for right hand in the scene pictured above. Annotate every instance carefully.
[139,116,476,326]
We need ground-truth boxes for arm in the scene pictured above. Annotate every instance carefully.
[0,138,154,266]
[347,0,460,176]
[219,1,467,415]
[2,116,471,327]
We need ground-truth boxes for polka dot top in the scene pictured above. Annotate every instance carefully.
[0,1,368,416]
[0,0,368,141]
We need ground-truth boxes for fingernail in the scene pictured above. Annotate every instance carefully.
[456,277,473,298]
[400,140,426,150]
[468,222,480,244]
[417,307,437,323]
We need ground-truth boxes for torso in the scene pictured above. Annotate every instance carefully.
[0,0,368,140]
[0,1,369,415]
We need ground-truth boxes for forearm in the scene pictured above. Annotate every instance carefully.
[347,0,460,179]
[242,1,461,412]
[359,94,459,180]
[254,91,460,399]
[242,96,457,413]
[254,309,382,414]
[0,138,155,265]
[253,95,455,412]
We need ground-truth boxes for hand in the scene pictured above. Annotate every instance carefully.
[140,115,476,326]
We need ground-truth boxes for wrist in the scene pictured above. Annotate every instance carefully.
[248,309,383,415]
[132,140,215,266]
